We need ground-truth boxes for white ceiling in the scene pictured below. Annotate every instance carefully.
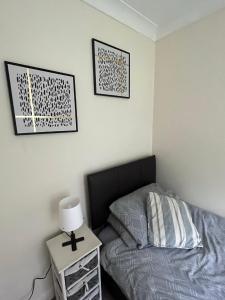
[82,0,225,40]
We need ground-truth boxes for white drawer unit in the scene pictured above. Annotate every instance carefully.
[46,224,102,300]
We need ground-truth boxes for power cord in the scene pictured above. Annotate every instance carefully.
[65,232,71,238]
[27,264,51,300]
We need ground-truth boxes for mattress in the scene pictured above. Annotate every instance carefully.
[99,204,225,300]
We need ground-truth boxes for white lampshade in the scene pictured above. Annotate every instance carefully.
[59,196,83,232]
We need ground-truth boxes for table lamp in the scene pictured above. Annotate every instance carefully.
[59,196,84,251]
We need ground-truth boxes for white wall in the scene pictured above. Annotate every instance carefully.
[0,1,155,299]
[154,9,225,216]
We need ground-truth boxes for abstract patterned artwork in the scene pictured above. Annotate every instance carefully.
[5,61,78,135]
[92,39,130,98]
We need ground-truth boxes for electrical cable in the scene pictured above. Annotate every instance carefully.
[65,232,71,238]
[27,264,51,300]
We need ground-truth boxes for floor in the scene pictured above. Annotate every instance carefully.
[102,283,115,300]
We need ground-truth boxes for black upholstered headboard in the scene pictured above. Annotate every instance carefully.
[87,155,156,230]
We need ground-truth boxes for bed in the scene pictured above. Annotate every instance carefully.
[87,156,225,300]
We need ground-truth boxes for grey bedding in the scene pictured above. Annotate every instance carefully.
[100,204,225,299]
[98,225,118,245]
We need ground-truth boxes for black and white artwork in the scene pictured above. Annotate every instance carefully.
[5,61,78,135]
[92,39,130,98]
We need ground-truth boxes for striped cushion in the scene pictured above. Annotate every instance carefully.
[147,192,202,249]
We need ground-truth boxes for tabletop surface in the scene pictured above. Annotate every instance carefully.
[46,224,102,273]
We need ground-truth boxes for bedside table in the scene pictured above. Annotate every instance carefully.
[46,224,102,300]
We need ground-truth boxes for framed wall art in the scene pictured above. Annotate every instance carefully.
[92,39,130,98]
[5,61,78,135]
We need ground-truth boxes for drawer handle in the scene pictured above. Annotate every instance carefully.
[79,264,90,272]
[84,281,89,293]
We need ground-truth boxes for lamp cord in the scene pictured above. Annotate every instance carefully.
[27,264,51,300]
[65,232,71,238]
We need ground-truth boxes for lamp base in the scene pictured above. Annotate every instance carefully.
[62,231,84,251]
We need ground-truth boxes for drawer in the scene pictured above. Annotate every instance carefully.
[65,249,98,289]
[67,269,99,300]
[83,286,100,300]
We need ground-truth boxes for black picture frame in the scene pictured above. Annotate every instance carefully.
[5,61,78,135]
[92,39,130,99]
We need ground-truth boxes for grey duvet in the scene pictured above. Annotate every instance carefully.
[101,205,225,299]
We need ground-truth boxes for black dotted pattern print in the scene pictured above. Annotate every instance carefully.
[16,73,73,128]
[97,47,128,94]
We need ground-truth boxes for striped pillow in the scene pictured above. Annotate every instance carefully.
[147,192,202,249]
